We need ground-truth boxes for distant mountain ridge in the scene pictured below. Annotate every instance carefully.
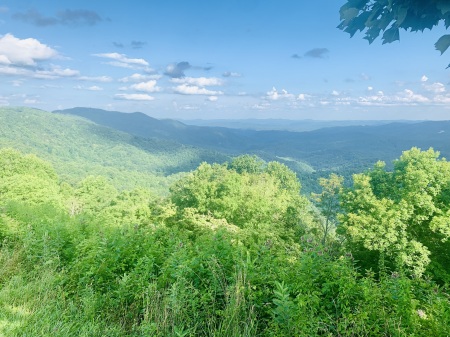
[54,107,258,152]
[180,118,420,132]
[54,107,450,192]
[54,107,450,164]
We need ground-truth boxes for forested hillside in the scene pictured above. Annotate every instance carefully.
[0,148,449,336]
[55,107,450,193]
[0,107,229,194]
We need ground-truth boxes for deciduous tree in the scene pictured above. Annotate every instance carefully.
[339,147,450,279]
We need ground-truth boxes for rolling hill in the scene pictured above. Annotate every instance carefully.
[54,107,450,192]
[0,107,229,194]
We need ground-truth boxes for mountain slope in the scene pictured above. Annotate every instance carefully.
[55,107,450,173]
[0,107,229,194]
[54,107,257,152]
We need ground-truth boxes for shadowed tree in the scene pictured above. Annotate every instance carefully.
[312,173,343,244]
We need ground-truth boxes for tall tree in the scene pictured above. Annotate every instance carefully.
[338,147,450,279]
[312,173,343,244]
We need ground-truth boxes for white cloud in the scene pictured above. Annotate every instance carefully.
[119,73,161,83]
[114,93,155,101]
[88,85,103,91]
[367,86,373,91]
[24,98,39,104]
[399,89,429,103]
[358,89,429,106]
[331,90,339,96]
[94,52,149,68]
[0,33,58,66]
[265,87,294,100]
[0,63,81,80]
[421,75,428,82]
[252,102,271,110]
[12,80,22,87]
[130,80,161,93]
[424,82,445,94]
[171,76,223,86]
[173,84,223,95]
[34,66,80,79]
[434,95,450,104]
[297,93,311,101]
[358,91,388,106]
[207,96,218,102]
[78,75,113,82]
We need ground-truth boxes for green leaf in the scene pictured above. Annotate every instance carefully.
[340,7,360,22]
[445,16,450,29]
[382,26,399,44]
[437,2,450,15]
[364,26,382,44]
[435,34,450,55]
[396,7,408,26]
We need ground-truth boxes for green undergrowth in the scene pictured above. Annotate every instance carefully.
[0,149,449,336]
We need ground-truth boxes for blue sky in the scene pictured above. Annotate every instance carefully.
[0,0,449,120]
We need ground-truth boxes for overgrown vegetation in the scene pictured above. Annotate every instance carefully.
[1,147,449,336]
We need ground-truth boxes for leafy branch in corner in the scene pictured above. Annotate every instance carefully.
[338,0,450,66]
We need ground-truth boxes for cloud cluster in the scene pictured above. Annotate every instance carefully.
[79,75,113,82]
[253,78,450,113]
[34,66,80,79]
[164,62,191,78]
[173,84,223,95]
[0,33,58,66]
[0,34,115,85]
[114,93,155,101]
[94,52,150,69]
[171,77,223,86]
[75,85,103,91]
[423,82,445,94]
[117,73,163,101]
[357,89,430,106]
[265,87,295,100]
[13,9,102,27]
[130,80,161,93]
[119,73,161,83]
[169,75,225,96]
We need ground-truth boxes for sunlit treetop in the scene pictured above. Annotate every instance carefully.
[338,0,450,62]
